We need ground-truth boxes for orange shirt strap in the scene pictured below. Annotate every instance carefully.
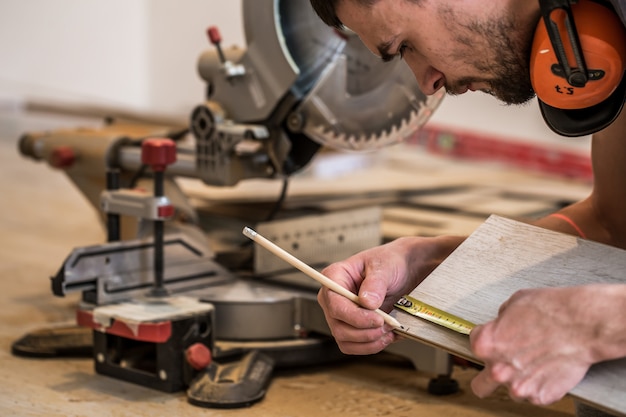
[548,213,587,239]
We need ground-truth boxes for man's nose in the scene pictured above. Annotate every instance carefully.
[410,64,444,95]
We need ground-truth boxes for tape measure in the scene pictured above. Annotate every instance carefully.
[394,295,476,335]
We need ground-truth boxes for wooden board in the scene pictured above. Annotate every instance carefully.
[406,186,560,218]
[177,146,533,205]
[391,215,626,416]
[382,206,484,238]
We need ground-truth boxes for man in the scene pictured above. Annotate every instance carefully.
[308,0,626,415]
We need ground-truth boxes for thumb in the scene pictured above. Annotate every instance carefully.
[358,273,389,310]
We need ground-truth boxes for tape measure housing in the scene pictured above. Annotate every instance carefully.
[394,295,475,335]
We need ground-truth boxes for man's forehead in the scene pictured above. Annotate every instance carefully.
[336,0,402,56]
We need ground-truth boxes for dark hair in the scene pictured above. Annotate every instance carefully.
[309,0,377,29]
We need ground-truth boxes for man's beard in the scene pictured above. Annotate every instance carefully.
[445,13,536,105]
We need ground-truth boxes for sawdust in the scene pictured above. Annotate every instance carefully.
[249,355,575,417]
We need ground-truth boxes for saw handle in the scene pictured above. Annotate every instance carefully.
[207,26,226,64]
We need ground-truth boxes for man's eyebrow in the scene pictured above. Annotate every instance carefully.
[376,39,396,62]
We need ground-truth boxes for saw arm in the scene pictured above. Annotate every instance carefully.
[189,0,443,185]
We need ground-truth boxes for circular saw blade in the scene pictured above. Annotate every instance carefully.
[296,32,444,151]
[277,0,346,97]
[241,0,443,151]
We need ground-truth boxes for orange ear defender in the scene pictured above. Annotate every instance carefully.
[531,0,626,136]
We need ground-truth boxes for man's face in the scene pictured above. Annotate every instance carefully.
[336,0,538,105]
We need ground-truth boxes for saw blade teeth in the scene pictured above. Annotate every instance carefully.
[379,129,391,143]
[308,106,433,150]
[400,117,409,131]
[390,124,398,138]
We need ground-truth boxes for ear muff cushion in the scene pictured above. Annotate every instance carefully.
[538,75,626,136]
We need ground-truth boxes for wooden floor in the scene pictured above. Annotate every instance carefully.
[0,109,582,416]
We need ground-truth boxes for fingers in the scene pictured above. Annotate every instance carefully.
[332,327,397,355]
[356,258,392,310]
[471,366,570,406]
[318,286,384,328]
[317,287,396,355]
[470,324,518,399]
[317,252,404,355]
[470,323,582,406]
[470,367,503,399]
[469,288,596,406]
[506,357,588,406]
[469,324,492,360]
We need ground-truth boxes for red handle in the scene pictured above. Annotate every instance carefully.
[141,138,176,172]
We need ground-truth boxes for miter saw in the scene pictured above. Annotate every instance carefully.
[13,0,448,408]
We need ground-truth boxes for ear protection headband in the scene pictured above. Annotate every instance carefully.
[531,0,626,136]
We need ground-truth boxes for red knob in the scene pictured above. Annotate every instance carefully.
[50,146,76,169]
[207,26,221,45]
[185,342,212,370]
[141,138,176,172]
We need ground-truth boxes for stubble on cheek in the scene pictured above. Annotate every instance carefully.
[440,6,535,104]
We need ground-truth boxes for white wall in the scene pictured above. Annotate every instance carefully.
[430,94,591,153]
[144,1,243,115]
[0,0,244,115]
[0,0,150,109]
[0,0,589,151]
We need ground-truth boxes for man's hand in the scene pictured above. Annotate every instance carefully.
[318,235,463,355]
[469,284,626,405]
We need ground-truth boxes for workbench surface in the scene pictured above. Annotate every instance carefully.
[0,110,579,417]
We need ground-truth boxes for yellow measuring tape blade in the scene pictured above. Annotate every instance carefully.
[394,295,476,335]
